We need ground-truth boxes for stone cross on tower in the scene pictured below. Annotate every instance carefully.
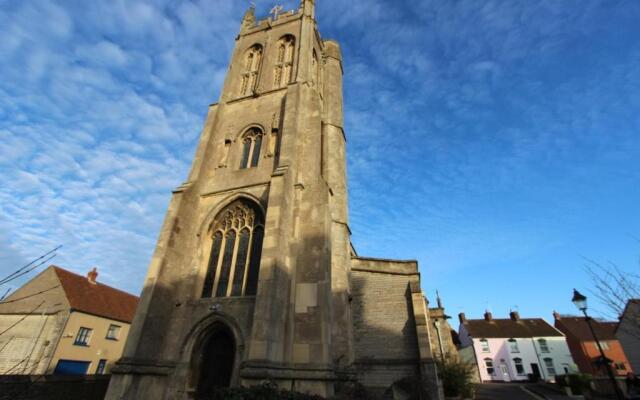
[270,4,283,19]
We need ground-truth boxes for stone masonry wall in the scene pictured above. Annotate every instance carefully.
[351,270,418,361]
[350,258,423,394]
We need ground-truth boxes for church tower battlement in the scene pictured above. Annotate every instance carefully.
[106,1,442,398]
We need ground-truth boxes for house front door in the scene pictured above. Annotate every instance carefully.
[500,364,510,381]
[531,363,541,380]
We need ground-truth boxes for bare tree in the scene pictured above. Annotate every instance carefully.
[584,249,640,339]
[586,259,639,317]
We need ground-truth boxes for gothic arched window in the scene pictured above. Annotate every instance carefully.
[274,35,295,88]
[201,199,264,298]
[239,128,263,169]
[240,44,263,96]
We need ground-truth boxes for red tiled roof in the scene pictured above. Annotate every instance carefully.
[463,318,563,338]
[52,266,139,323]
[555,316,618,341]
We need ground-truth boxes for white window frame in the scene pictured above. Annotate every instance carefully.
[538,338,550,353]
[480,339,490,353]
[508,338,519,353]
[106,324,121,340]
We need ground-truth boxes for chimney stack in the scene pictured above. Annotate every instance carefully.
[458,312,466,324]
[87,267,98,284]
[484,310,493,321]
[510,311,520,321]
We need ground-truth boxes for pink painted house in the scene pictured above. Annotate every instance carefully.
[458,311,576,382]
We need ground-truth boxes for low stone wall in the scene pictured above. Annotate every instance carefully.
[0,375,110,400]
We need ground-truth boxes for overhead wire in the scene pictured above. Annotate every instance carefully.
[0,245,61,284]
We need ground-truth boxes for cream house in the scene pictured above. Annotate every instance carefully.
[0,265,138,375]
[458,311,577,383]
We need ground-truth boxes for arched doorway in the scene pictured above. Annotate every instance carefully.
[196,327,235,398]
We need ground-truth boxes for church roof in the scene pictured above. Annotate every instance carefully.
[463,317,563,338]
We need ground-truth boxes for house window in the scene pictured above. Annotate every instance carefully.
[96,359,107,375]
[484,358,495,375]
[240,44,263,96]
[274,35,295,88]
[513,358,525,375]
[480,339,490,353]
[74,327,92,346]
[239,128,263,169]
[201,199,264,298]
[544,358,556,376]
[538,338,549,353]
[106,324,121,340]
[615,362,626,371]
[508,338,519,353]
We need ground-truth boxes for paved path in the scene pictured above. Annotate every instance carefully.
[475,383,542,400]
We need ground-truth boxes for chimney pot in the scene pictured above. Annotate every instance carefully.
[458,312,466,324]
[484,311,493,321]
[510,311,520,321]
[87,267,98,284]
[553,310,561,320]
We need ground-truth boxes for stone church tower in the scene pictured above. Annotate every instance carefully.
[106,1,442,399]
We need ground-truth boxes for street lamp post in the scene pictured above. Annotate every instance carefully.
[571,289,625,400]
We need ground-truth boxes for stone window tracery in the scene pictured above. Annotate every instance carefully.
[240,44,262,96]
[274,35,295,88]
[202,200,264,298]
[239,128,263,169]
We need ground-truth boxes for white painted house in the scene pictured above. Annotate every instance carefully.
[458,311,577,382]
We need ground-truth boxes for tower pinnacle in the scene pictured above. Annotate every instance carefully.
[242,4,256,28]
[300,0,315,19]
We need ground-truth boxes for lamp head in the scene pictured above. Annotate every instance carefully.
[572,289,588,311]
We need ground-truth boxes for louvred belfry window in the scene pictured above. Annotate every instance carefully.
[274,35,295,88]
[201,200,264,298]
[240,44,262,96]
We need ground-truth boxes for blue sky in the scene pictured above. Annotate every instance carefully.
[1,0,639,323]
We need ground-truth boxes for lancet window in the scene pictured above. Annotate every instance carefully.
[239,128,263,169]
[312,49,319,87]
[201,200,264,298]
[240,44,263,96]
[274,35,295,88]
